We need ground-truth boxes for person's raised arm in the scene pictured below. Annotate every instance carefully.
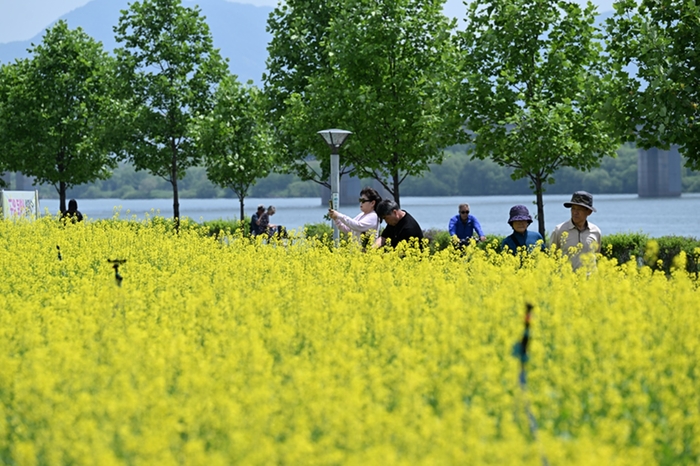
[328,210,351,233]
[335,211,378,233]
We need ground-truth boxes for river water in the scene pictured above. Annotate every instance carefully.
[62,193,699,238]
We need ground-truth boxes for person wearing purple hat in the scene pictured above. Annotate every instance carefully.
[551,191,601,270]
[501,205,544,255]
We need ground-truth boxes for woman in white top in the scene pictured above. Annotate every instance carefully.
[328,187,382,242]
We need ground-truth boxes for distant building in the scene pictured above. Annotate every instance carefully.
[1,172,32,190]
[637,146,682,197]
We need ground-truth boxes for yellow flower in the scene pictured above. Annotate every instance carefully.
[0,217,697,464]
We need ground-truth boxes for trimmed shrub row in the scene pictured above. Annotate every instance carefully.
[194,219,700,275]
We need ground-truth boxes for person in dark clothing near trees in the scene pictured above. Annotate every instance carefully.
[250,204,265,236]
[62,199,83,223]
[258,205,286,237]
[374,199,423,249]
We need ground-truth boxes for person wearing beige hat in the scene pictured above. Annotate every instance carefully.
[551,191,601,270]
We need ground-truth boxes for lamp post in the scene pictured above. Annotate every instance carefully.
[317,129,352,242]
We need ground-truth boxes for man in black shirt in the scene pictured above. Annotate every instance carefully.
[374,199,424,249]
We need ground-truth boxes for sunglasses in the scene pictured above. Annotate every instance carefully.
[460,210,470,214]
[359,198,371,203]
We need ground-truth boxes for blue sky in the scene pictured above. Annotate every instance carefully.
[0,0,616,44]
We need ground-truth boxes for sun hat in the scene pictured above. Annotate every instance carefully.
[507,205,532,225]
[563,191,596,212]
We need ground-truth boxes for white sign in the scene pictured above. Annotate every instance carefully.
[0,190,40,219]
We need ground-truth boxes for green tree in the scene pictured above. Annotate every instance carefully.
[113,0,227,225]
[458,0,619,236]
[0,21,119,212]
[0,100,10,188]
[194,76,275,221]
[265,0,463,205]
[605,0,700,171]
[264,0,350,187]
[0,70,10,187]
[683,162,700,192]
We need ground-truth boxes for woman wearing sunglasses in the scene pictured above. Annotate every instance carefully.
[328,187,382,242]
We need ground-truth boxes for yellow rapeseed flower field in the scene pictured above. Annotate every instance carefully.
[0,217,698,465]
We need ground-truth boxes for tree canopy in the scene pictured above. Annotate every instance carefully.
[113,0,228,224]
[458,0,619,236]
[194,76,276,220]
[0,20,120,212]
[265,0,463,205]
[605,0,700,171]
[264,0,349,186]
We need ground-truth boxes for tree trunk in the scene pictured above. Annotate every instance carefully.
[58,151,67,214]
[534,177,546,238]
[171,152,180,232]
[59,180,67,214]
[392,170,401,208]
[239,194,245,222]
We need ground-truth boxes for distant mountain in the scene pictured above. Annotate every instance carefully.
[0,0,273,84]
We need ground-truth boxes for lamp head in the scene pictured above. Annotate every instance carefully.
[317,129,352,152]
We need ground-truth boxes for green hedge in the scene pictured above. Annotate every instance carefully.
[424,229,700,275]
[201,218,249,237]
[601,232,649,266]
[302,222,333,242]
[102,217,700,276]
[601,233,700,275]
[423,229,504,254]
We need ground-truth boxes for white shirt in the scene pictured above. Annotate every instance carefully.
[551,219,602,270]
[334,211,380,241]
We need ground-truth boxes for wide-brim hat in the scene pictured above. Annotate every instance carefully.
[507,205,532,224]
[564,191,596,212]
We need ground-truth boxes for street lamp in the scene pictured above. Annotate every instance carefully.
[317,129,352,242]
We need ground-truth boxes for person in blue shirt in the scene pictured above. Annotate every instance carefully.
[501,205,545,254]
[448,203,486,245]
